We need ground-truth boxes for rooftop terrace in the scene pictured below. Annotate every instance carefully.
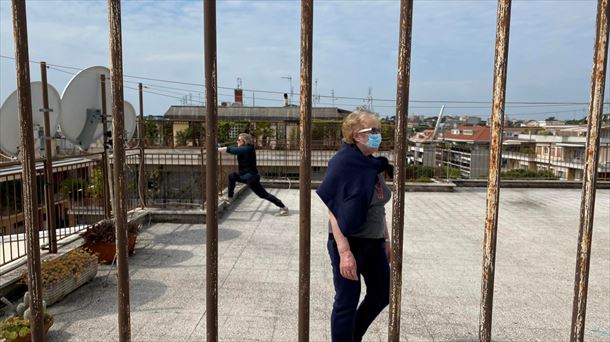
[37,188,609,341]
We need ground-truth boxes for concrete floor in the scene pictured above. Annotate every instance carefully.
[43,188,610,341]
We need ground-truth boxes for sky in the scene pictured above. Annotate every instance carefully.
[0,0,608,122]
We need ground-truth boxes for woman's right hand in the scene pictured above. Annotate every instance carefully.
[339,249,358,281]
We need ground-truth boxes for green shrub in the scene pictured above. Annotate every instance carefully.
[501,169,557,179]
[405,165,434,180]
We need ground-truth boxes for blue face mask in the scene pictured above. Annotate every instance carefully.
[366,133,382,149]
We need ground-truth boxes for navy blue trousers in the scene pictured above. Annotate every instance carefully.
[327,235,390,342]
[227,172,285,208]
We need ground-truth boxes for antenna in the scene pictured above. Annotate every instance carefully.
[237,77,242,89]
[432,105,446,140]
[0,81,62,157]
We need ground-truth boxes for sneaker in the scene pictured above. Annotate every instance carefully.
[279,207,289,216]
[220,196,231,204]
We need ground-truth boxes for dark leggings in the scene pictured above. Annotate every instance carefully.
[327,235,390,342]
[227,172,285,208]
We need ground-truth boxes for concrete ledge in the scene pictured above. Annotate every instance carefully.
[261,179,455,192]
[454,179,610,189]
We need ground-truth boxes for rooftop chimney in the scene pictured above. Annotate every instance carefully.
[283,93,289,107]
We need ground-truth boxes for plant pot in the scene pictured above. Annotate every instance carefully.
[83,234,137,264]
[9,316,54,342]
[43,260,98,306]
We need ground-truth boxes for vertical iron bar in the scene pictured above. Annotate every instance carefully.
[479,1,512,341]
[388,0,413,340]
[298,0,313,340]
[108,0,131,340]
[40,61,57,253]
[204,0,219,340]
[11,0,44,339]
[138,83,146,208]
[101,75,112,219]
[570,0,610,340]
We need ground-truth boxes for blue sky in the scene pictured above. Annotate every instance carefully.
[0,0,606,121]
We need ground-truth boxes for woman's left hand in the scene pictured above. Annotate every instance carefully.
[385,240,391,264]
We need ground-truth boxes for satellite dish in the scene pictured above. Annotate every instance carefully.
[123,101,137,142]
[0,81,62,157]
[61,66,138,149]
[60,66,112,150]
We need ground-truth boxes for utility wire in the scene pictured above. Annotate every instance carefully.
[2,54,604,107]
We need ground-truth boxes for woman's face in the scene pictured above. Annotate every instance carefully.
[237,137,244,146]
[353,118,381,155]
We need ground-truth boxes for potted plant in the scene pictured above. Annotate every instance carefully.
[80,220,140,264]
[0,292,54,342]
[19,248,98,306]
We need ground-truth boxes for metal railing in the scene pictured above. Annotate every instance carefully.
[0,156,104,266]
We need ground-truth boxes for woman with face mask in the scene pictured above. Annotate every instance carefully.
[316,110,393,342]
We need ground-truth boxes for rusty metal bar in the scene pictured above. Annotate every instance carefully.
[11,0,44,340]
[101,75,112,219]
[298,0,313,340]
[204,0,219,340]
[108,0,131,340]
[40,61,58,254]
[388,0,413,340]
[479,1,512,341]
[138,82,146,208]
[570,0,610,340]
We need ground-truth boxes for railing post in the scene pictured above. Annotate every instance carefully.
[479,1,512,341]
[108,0,131,340]
[40,61,58,253]
[298,0,313,340]
[138,82,146,208]
[204,0,219,340]
[11,0,45,339]
[388,0,413,340]
[570,0,610,340]
[101,75,112,219]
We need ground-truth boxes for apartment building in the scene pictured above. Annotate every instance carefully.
[502,125,610,180]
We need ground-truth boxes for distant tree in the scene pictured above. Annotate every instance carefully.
[144,116,159,144]
[175,127,192,146]
[545,116,556,122]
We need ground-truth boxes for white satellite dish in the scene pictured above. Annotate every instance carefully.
[60,66,138,149]
[0,81,62,157]
[60,66,112,150]
[123,101,137,142]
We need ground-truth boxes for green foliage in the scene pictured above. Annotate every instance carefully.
[20,248,97,286]
[80,219,140,245]
[405,165,434,180]
[144,116,159,144]
[444,166,461,178]
[501,169,558,179]
[0,314,52,341]
[255,122,274,146]
[413,125,430,132]
[89,166,104,199]
[60,177,88,201]
[565,117,587,125]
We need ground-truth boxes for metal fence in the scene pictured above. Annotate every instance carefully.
[0,156,105,266]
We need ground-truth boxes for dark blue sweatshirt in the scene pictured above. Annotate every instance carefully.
[226,145,258,176]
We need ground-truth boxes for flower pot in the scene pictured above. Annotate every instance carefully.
[9,316,53,342]
[43,259,98,306]
[83,234,137,264]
